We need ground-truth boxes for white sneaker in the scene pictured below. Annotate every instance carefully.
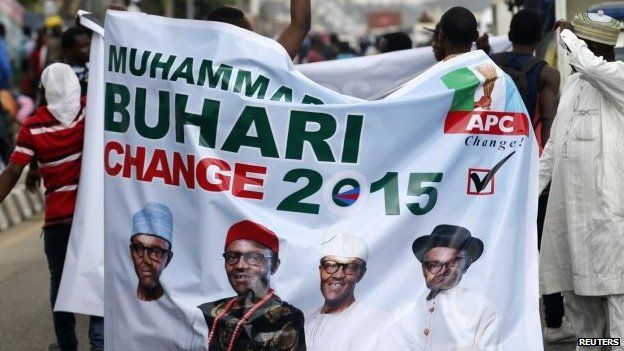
[543,316,576,344]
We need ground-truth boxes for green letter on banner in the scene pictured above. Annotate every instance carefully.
[104,83,131,133]
[174,94,220,148]
[108,45,126,73]
[341,114,363,163]
[234,70,270,99]
[197,60,233,90]
[222,106,279,158]
[135,89,170,140]
[286,111,336,162]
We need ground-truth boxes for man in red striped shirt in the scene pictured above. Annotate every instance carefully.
[0,63,103,351]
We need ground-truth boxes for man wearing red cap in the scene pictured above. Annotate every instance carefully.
[197,220,305,351]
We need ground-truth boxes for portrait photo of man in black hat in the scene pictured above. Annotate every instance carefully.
[387,224,503,351]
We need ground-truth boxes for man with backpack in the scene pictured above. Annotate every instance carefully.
[491,9,570,344]
[491,9,560,149]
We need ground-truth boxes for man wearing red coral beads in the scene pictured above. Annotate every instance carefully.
[198,220,305,351]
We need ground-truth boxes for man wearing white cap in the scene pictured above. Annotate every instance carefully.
[539,12,624,348]
[305,232,386,350]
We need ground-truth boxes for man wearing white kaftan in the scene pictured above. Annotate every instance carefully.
[539,12,624,349]
[305,301,386,351]
[389,286,502,351]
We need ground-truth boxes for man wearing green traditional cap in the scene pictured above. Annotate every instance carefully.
[539,11,624,348]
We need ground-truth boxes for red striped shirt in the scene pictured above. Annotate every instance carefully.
[10,98,85,226]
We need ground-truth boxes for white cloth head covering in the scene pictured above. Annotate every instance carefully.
[321,232,368,262]
[40,63,81,126]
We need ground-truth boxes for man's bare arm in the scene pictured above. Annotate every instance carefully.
[0,163,25,202]
[277,0,311,59]
[539,66,560,144]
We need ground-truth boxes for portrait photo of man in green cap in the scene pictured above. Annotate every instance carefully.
[387,224,502,351]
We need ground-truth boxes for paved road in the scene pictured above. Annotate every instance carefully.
[0,215,90,351]
[0,216,577,350]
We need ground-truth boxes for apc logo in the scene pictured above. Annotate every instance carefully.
[440,66,530,136]
[445,111,529,136]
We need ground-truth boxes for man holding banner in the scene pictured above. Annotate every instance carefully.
[207,0,310,60]
[198,220,306,351]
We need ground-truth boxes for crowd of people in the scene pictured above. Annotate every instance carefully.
[0,1,622,350]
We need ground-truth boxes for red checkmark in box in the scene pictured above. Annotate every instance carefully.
[467,168,495,195]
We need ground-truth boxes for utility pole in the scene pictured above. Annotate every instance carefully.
[164,0,174,17]
[186,0,195,19]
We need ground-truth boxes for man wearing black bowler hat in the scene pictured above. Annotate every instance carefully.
[387,224,503,351]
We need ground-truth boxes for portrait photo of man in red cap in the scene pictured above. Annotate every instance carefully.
[197,220,305,351]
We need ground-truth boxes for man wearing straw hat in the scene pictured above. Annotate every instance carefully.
[388,225,502,350]
[539,11,624,348]
[305,232,386,350]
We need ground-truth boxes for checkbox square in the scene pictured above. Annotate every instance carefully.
[467,168,495,195]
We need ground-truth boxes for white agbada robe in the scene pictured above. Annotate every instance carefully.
[304,301,387,351]
[538,29,624,296]
[111,286,208,350]
[386,286,503,351]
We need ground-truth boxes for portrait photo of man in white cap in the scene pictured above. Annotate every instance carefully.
[129,202,174,302]
[387,224,502,351]
[305,232,386,351]
[540,11,624,346]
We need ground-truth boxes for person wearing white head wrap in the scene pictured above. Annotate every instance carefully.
[40,62,81,126]
[305,232,387,351]
[539,13,624,349]
[0,60,101,350]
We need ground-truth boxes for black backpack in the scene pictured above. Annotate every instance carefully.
[490,52,544,113]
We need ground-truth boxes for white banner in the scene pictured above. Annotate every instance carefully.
[65,11,541,351]
[55,11,105,317]
[296,36,511,100]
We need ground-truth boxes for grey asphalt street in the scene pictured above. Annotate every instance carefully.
[0,215,89,351]
[0,215,577,350]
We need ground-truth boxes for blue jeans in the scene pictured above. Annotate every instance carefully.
[43,223,104,351]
